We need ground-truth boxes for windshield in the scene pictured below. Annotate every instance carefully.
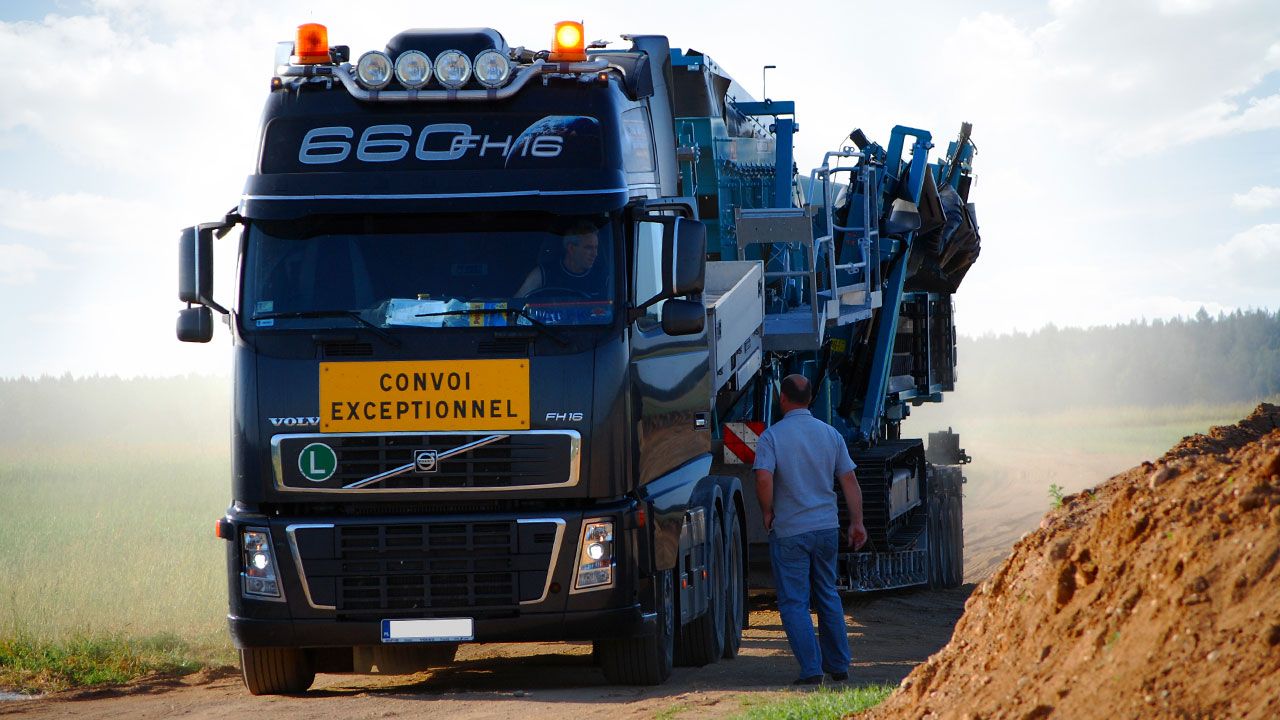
[242,213,616,328]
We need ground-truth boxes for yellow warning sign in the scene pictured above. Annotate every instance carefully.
[319,360,529,432]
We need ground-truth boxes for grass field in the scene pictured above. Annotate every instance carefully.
[0,381,1272,695]
[0,440,232,691]
[912,398,1271,458]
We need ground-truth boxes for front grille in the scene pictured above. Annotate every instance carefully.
[273,431,578,492]
[289,519,563,617]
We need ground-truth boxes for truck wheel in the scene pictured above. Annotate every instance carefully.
[721,502,745,659]
[240,647,315,695]
[947,468,965,587]
[676,507,726,666]
[927,467,965,589]
[598,569,674,685]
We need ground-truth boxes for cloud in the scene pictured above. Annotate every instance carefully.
[931,0,1280,158]
[1232,185,1280,211]
[0,243,55,285]
[1156,0,1221,15]
[0,190,158,254]
[1213,223,1280,287]
[0,5,270,186]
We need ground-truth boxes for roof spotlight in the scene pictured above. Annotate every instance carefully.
[394,50,433,89]
[355,50,393,90]
[434,49,472,89]
[473,49,511,89]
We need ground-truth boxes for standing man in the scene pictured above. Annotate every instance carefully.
[753,374,867,685]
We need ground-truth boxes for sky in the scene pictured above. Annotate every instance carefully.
[0,0,1277,377]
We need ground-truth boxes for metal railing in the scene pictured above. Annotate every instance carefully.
[807,150,881,323]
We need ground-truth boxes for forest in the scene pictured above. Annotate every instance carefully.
[0,308,1276,440]
[952,308,1280,413]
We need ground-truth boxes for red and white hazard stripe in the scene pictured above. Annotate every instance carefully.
[722,421,766,464]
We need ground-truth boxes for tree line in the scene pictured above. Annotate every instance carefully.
[0,308,1276,447]
[954,308,1280,413]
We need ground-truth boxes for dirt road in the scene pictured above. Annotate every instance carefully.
[2,588,970,719]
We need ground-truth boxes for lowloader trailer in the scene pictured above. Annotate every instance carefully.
[176,20,979,695]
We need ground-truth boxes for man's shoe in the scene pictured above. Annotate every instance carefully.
[828,671,849,682]
[792,675,823,686]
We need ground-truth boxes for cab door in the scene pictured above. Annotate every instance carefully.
[627,204,712,485]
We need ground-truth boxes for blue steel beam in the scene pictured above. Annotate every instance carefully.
[771,117,795,208]
[734,100,797,209]
[731,100,796,116]
[857,126,933,442]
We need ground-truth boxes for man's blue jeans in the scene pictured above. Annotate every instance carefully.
[768,527,851,678]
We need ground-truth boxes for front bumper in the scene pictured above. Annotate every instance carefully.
[224,504,655,649]
[229,604,655,648]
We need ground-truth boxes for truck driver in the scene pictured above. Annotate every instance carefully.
[515,221,607,298]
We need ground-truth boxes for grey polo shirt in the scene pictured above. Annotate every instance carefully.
[752,408,857,539]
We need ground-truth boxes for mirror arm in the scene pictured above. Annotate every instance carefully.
[212,207,242,239]
[628,300,655,323]
[193,210,242,316]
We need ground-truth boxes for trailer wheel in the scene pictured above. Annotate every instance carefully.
[927,466,965,589]
[676,506,726,666]
[721,501,745,659]
[598,568,674,685]
[239,647,315,695]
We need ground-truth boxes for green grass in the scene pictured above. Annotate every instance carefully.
[1048,483,1065,509]
[653,702,693,720]
[930,400,1270,458]
[0,633,212,694]
[0,441,234,692]
[733,685,894,719]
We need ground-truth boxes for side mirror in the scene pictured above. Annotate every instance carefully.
[667,218,706,297]
[176,306,214,343]
[660,298,705,336]
[178,225,215,306]
[178,213,237,314]
[632,213,707,318]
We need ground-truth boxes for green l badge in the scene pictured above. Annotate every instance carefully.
[298,442,337,482]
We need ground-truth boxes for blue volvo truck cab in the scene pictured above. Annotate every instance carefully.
[177,23,750,694]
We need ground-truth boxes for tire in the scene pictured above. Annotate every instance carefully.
[927,466,965,589]
[240,647,315,695]
[948,468,965,586]
[676,507,725,667]
[721,501,746,659]
[598,569,674,685]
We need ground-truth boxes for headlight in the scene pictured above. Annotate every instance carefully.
[574,520,614,590]
[473,49,511,89]
[434,49,472,89]
[241,528,282,599]
[355,50,393,90]
[394,50,432,89]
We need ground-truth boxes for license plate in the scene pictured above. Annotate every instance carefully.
[381,618,474,643]
[320,359,530,433]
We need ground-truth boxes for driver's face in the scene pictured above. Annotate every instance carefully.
[565,233,599,273]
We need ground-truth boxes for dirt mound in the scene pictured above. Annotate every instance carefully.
[865,404,1280,720]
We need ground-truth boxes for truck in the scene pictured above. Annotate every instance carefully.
[176,19,980,695]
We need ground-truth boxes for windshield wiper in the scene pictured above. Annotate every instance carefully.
[416,305,569,346]
[252,309,401,347]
